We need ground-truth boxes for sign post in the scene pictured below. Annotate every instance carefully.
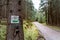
[6,0,24,40]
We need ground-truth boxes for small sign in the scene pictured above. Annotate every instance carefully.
[11,15,19,23]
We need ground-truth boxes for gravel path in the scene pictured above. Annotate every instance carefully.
[33,22,60,40]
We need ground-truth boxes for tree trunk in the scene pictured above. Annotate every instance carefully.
[6,0,24,40]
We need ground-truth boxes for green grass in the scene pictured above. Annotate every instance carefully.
[42,23,60,31]
[0,20,45,40]
[23,20,39,40]
[0,20,39,40]
[0,25,6,40]
[47,25,60,31]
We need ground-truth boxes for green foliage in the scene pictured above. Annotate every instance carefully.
[23,21,39,40]
[35,12,46,23]
[26,0,36,21]
[0,25,6,40]
[0,20,39,40]
[39,14,46,23]
[35,0,48,23]
[34,0,47,23]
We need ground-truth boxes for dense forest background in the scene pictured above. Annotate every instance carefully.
[0,0,60,27]
[0,0,60,40]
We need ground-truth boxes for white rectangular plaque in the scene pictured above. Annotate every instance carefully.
[11,15,19,23]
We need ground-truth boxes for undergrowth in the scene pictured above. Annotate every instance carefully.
[0,20,39,40]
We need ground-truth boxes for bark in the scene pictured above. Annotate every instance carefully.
[6,0,24,40]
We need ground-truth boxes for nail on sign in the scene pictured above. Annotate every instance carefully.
[11,15,19,23]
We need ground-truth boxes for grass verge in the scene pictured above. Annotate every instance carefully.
[0,20,45,40]
[42,23,60,32]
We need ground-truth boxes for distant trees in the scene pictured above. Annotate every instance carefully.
[0,0,2,19]
[25,0,36,21]
[0,0,7,19]
[47,0,60,26]
[39,0,60,26]
[0,0,2,18]
[37,0,48,23]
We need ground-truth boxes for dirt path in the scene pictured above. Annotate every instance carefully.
[33,22,60,40]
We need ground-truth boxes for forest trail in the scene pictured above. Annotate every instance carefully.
[33,22,60,40]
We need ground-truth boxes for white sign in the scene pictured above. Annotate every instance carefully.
[11,15,19,23]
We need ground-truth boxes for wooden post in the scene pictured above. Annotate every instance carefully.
[6,0,24,40]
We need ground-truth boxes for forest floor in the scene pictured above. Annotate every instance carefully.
[0,20,45,40]
[42,23,60,32]
[33,22,60,40]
